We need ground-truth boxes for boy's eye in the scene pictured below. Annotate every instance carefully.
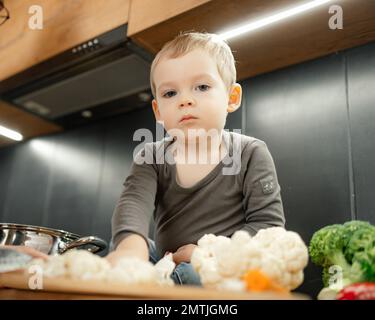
[162,90,177,98]
[196,84,210,92]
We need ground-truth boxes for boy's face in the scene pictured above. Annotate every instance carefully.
[151,49,241,140]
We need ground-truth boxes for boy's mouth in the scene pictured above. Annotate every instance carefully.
[179,114,198,123]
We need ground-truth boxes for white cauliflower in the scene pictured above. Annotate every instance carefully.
[197,257,221,288]
[289,270,304,291]
[253,227,309,273]
[63,250,111,280]
[28,250,111,280]
[256,252,286,285]
[215,242,245,277]
[198,234,231,257]
[154,253,176,286]
[108,257,157,284]
[190,247,211,273]
[28,256,66,278]
[29,249,176,286]
[217,278,245,292]
[191,227,308,291]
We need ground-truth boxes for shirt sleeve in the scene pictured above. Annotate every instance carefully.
[111,145,158,250]
[240,140,285,236]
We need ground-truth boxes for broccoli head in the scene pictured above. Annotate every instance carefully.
[309,220,375,289]
[343,221,375,263]
[309,224,349,268]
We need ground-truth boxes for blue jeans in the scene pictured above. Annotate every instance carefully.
[148,239,201,286]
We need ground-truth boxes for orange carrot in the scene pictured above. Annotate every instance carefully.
[242,269,289,293]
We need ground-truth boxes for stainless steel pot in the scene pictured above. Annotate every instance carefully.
[0,223,107,255]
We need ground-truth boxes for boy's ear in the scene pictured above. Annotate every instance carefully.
[152,99,161,122]
[227,83,242,113]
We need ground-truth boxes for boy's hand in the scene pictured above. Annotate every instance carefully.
[171,244,197,265]
[105,234,149,267]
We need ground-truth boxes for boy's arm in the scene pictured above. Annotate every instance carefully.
[110,144,158,263]
[106,234,148,266]
[241,140,285,235]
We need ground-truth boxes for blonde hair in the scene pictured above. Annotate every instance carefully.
[150,32,236,98]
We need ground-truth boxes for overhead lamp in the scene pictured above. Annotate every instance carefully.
[0,124,23,141]
[219,0,334,40]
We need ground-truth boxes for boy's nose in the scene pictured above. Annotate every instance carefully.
[179,98,194,108]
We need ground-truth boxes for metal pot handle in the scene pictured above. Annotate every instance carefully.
[60,236,107,254]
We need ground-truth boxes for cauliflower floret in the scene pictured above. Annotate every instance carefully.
[28,256,66,278]
[231,230,252,245]
[289,270,304,290]
[242,241,263,271]
[63,250,111,280]
[197,234,231,257]
[197,234,218,248]
[217,278,245,292]
[29,249,175,287]
[154,253,176,286]
[216,241,250,278]
[191,247,210,272]
[193,227,309,292]
[109,257,157,285]
[254,227,309,274]
[257,253,286,285]
[200,231,254,278]
[197,258,222,288]
[215,230,255,278]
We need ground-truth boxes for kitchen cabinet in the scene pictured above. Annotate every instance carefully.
[0,0,130,81]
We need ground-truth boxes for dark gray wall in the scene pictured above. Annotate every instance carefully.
[0,42,374,298]
[347,44,375,223]
[0,107,156,254]
[243,53,352,297]
[242,42,375,296]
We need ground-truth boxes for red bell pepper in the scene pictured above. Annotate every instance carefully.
[336,282,375,300]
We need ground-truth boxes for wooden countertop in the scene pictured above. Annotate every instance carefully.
[0,288,126,300]
[0,271,309,300]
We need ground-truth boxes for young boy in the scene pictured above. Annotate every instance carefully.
[107,32,285,285]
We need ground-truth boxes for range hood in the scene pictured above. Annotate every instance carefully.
[0,25,153,128]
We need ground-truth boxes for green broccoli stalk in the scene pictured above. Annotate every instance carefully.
[309,221,375,290]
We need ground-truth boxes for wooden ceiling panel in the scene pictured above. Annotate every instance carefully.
[129,0,375,80]
[128,0,210,36]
